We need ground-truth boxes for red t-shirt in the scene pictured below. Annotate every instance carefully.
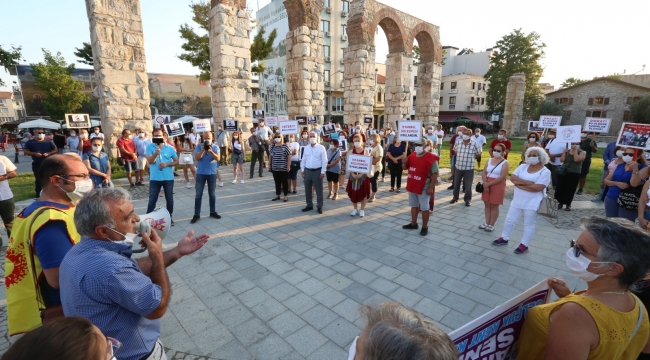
[116,137,137,161]
[81,140,91,154]
[450,135,459,155]
[490,139,512,159]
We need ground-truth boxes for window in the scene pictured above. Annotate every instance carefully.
[440,82,444,90]
[564,110,572,119]
[627,96,642,104]
[341,25,347,36]
[623,111,630,121]
[323,45,330,57]
[449,96,456,105]
[325,96,329,111]
[332,97,344,112]
[323,0,330,6]
[0,108,7,113]
[324,70,330,82]
[341,48,345,58]
[559,98,569,105]
[477,83,481,90]
[341,0,349,11]
[414,76,418,86]
[472,82,476,90]
[481,98,485,105]
[470,97,474,105]
[320,20,330,32]
[450,82,457,89]
[440,97,444,105]
[589,97,609,105]
[591,110,602,118]
[0,100,5,105]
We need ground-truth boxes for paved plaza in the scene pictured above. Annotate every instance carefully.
[0,149,606,359]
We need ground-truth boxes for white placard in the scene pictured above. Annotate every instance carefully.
[277,115,289,122]
[193,119,211,133]
[280,121,299,135]
[65,113,91,129]
[265,116,278,127]
[347,154,373,174]
[398,121,422,142]
[584,118,611,133]
[556,125,582,143]
[539,115,562,128]
[527,121,544,133]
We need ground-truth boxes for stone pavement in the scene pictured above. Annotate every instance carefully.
[0,155,605,359]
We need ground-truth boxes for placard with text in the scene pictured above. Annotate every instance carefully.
[347,154,372,174]
[398,121,422,142]
[164,121,185,137]
[222,119,239,132]
[527,121,544,133]
[616,122,650,150]
[280,121,299,135]
[265,116,278,127]
[65,113,91,129]
[556,125,582,143]
[584,118,611,133]
[539,115,562,128]
[193,119,211,133]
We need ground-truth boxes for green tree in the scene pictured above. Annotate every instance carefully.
[484,29,546,116]
[250,26,277,74]
[31,49,87,120]
[534,100,565,120]
[74,42,94,66]
[629,95,650,124]
[560,77,586,89]
[412,45,445,66]
[0,45,23,87]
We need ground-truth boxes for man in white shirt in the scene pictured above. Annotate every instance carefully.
[544,129,566,190]
[89,126,104,140]
[257,119,272,164]
[472,128,487,167]
[300,131,328,214]
[0,155,17,246]
[433,124,445,154]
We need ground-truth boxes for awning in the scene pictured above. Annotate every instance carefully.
[462,114,489,123]
[438,114,459,123]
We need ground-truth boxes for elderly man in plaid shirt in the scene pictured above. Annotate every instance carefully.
[450,128,483,206]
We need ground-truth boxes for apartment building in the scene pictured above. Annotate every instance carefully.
[0,90,24,123]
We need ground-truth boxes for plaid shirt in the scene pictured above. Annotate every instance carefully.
[453,139,482,170]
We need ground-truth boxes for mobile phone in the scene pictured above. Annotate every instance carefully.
[152,138,164,144]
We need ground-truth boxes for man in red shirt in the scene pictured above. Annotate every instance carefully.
[447,126,466,190]
[402,141,439,236]
[76,129,92,155]
[489,129,512,159]
[116,129,138,187]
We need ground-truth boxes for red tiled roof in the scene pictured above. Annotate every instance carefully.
[0,92,11,99]
[377,74,386,84]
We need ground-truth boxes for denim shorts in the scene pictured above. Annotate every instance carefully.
[123,160,138,173]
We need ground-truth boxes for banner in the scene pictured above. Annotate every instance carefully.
[617,122,650,150]
[527,121,544,133]
[364,116,373,124]
[347,154,372,174]
[322,124,336,135]
[556,125,582,143]
[584,118,611,133]
[154,115,171,127]
[539,115,562,128]
[450,279,551,360]
[253,110,265,119]
[65,113,91,129]
[265,116,278,127]
[296,116,308,126]
[164,121,185,137]
[222,119,239,132]
[193,119,211,133]
[399,121,422,142]
[307,116,317,125]
[339,138,348,152]
[280,121,299,135]
[277,115,289,122]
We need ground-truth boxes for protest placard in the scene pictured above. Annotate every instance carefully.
[398,121,422,142]
[164,121,185,137]
[65,113,91,129]
[450,279,551,360]
[539,115,562,128]
[527,121,544,133]
[222,119,238,132]
[556,125,582,143]
[265,116,278,127]
[364,116,373,124]
[616,122,650,150]
[339,138,348,152]
[307,116,317,125]
[153,115,170,127]
[277,115,289,122]
[322,124,336,135]
[280,121,299,135]
[295,116,308,126]
[193,119,211,133]
[584,118,611,133]
[347,154,372,174]
[253,110,265,119]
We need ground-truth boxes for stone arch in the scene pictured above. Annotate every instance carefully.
[408,24,443,124]
[369,9,408,54]
[407,23,441,64]
[284,0,323,31]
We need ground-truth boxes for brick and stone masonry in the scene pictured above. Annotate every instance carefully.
[503,73,526,136]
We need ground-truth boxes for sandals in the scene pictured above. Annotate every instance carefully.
[557,204,563,210]
[565,206,571,211]
[396,188,401,193]
[478,223,489,229]
[485,225,494,232]
[389,188,394,192]
[284,196,288,202]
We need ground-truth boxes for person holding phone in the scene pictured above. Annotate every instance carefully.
[145,128,178,226]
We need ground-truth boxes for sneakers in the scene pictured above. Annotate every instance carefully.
[591,197,603,202]
[170,219,175,227]
[231,180,237,184]
[350,209,358,216]
[576,189,583,195]
[190,215,200,224]
[333,194,338,200]
[240,180,245,184]
[359,210,365,217]
[514,244,529,254]
[136,181,144,186]
[402,223,419,230]
[327,192,332,199]
[420,227,428,236]
[219,182,224,187]
[210,212,221,219]
[186,182,192,188]
[492,237,509,246]
[130,183,135,188]
[447,185,454,190]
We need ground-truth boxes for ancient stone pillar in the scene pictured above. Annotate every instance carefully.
[85,0,152,152]
[503,73,526,136]
[208,2,253,132]
[285,26,325,123]
[343,45,376,125]
[384,53,413,128]
[415,61,442,126]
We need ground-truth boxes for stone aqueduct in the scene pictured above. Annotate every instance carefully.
[85,0,442,143]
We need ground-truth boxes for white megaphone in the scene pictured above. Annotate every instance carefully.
[132,208,171,253]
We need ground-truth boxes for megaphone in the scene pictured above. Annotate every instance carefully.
[132,208,171,253]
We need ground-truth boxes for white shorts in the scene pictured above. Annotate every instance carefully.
[137,155,148,170]
[408,189,431,211]
[179,153,194,165]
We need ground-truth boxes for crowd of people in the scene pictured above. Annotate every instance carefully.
[5,120,650,360]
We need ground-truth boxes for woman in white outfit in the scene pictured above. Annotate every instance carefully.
[492,147,551,254]
[229,131,246,184]
[176,135,196,188]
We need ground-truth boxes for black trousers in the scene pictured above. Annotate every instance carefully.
[388,162,403,189]
[250,150,264,177]
[370,171,380,192]
[555,172,580,206]
[272,170,289,196]
[32,162,43,196]
[0,197,14,244]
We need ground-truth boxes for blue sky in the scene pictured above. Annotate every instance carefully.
[1,0,649,91]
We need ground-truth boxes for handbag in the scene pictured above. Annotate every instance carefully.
[555,165,567,176]
[117,156,125,166]
[476,159,505,193]
[617,185,643,211]
[538,196,559,218]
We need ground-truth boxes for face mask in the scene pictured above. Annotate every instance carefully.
[37,134,44,140]
[427,129,433,134]
[548,135,555,139]
[309,138,317,145]
[368,140,374,145]
[70,133,76,137]
[565,248,611,283]
[218,127,223,131]
[616,150,624,157]
[329,144,335,150]
[390,131,395,136]
[498,134,504,139]
[623,155,634,163]
[457,132,463,136]
[95,130,100,134]
[354,141,361,148]
[60,178,93,204]
[106,226,137,246]
[234,135,239,139]
[92,145,102,152]
[302,135,308,139]
[475,133,480,137]
[336,127,341,131]
[462,135,470,141]
[493,151,502,158]
[526,156,540,165]
[415,146,424,154]
[128,134,133,139]
[425,146,431,152]
[289,137,294,142]
[274,138,281,143]
[581,133,588,138]
[139,133,145,138]
[259,123,264,127]
[379,131,385,135]
[529,138,535,142]
[80,134,87,139]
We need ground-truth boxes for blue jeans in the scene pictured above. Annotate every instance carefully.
[147,180,174,215]
[195,174,216,215]
[437,143,442,155]
[604,196,637,222]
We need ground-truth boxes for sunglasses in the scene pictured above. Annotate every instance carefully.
[623,152,635,156]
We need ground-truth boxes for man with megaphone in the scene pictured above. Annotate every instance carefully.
[58,187,210,360]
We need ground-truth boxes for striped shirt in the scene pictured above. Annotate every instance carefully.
[59,239,162,360]
[269,143,291,171]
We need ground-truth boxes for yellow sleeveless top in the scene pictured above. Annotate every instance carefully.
[5,205,80,336]
[516,291,649,360]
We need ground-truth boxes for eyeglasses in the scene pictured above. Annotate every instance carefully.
[59,173,90,180]
[107,337,122,359]
[570,239,600,258]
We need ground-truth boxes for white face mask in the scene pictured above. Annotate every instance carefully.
[390,131,395,136]
[106,226,137,246]
[274,138,281,143]
[139,133,145,138]
[427,129,433,134]
[498,134,504,139]
[616,150,624,158]
[37,134,45,140]
[415,146,424,154]
[70,133,76,137]
[234,135,239,139]
[309,137,317,145]
[462,135,470,141]
[128,134,133,139]
[80,134,87,139]
[354,141,361,148]
[457,131,463,136]
[565,248,612,283]
[493,151,502,158]
[368,140,374,145]
[95,130,100,134]
[527,156,540,165]
[379,131,385,135]
[289,137,294,142]
[623,155,634,163]
[329,144,335,150]
[581,133,588,138]
[302,134,308,139]
[92,145,102,152]
[529,138,536,142]
[425,146,431,152]
[60,178,93,204]
[336,127,341,131]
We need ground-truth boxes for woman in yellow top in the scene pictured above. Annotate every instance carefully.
[517,217,650,360]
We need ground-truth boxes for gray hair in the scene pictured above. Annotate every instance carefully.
[525,146,550,165]
[358,302,457,360]
[582,217,650,289]
[74,188,132,237]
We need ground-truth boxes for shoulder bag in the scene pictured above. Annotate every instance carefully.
[538,196,559,218]
[617,184,643,211]
[476,159,505,193]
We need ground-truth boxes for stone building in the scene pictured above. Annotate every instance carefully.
[545,77,650,136]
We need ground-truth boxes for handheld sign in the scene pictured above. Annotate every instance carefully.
[616,122,650,150]
[296,116,308,126]
[65,113,91,129]
[528,121,544,133]
[322,124,336,135]
[398,121,422,142]
[164,121,185,137]
[222,119,239,132]
[265,116,278,127]
[307,116,317,125]
[280,121,299,135]
[347,154,372,174]
[556,125,582,143]
[278,115,289,122]
[584,118,611,134]
[539,115,561,128]
[363,116,373,125]
[339,138,348,152]
[154,115,170,127]
[253,110,265,120]
[193,119,211,133]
